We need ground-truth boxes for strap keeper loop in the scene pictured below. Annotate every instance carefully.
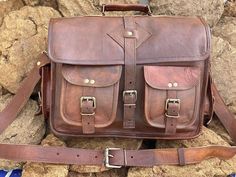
[177,148,186,166]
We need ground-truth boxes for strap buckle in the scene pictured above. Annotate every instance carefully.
[104,148,122,169]
[80,96,96,116]
[165,98,180,118]
[123,90,137,104]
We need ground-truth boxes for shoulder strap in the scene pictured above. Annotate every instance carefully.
[0,53,50,134]
[0,53,235,167]
[212,82,236,143]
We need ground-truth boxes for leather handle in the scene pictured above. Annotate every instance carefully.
[101,4,152,16]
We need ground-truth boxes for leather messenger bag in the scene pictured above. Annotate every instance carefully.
[0,4,236,168]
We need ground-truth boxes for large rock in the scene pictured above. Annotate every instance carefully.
[67,137,142,173]
[0,0,24,25]
[210,35,236,114]
[58,0,101,16]
[22,0,58,9]
[128,127,236,177]
[150,0,225,27]
[57,0,141,17]
[224,0,236,17]
[0,94,45,170]
[213,17,236,47]
[0,6,60,93]
[22,134,69,177]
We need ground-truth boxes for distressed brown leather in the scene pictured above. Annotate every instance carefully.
[47,14,210,139]
[0,4,236,168]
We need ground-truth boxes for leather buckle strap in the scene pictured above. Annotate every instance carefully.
[80,96,96,134]
[104,148,122,168]
[123,90,137,106]
[123,16,137,129]
[80,97,96,116]
[165,98,180,118]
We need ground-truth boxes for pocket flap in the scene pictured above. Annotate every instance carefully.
[62,65,122,87]
[144,66,200,90]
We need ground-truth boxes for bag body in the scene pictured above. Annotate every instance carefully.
[42,15,211,139]
[0,4,236,168]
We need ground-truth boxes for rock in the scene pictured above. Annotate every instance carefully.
[58,0,101,16]
[67,137,142,173]
[0,94,45,170]
[224,0,236,17]
[210,35,236,114]
[68,168,127,177]
[0,86,2,96]
[0,0,24,25]
[213,17,236,47]
[57,0,141,17]
[22,134,69,177]
[128,127,236,177]
[208,118,233,145]
[0,6,61,93]
[22,0,58,9]
[150,0,225,27]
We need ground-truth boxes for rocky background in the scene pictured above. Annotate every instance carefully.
[0,0,236,176]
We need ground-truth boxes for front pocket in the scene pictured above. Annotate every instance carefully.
[60,65,122,128]
[144,66,201,130]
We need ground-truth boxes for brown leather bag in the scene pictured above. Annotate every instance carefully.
[0,4,236,168]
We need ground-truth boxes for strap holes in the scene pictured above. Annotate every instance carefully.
[131,156,134,159]
[77,154,80,158]
[87,122,90,125]
[56,152,60,156]
[129,106,132,108]
[171,123,173,126]
[95,156,98,159]
[129,81,132,84]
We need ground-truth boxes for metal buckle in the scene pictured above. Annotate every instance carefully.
[80,96,96,116]
[165,99,180,110]
[123,90,137,102]
[165,99,180,119]
[104,148,122,169]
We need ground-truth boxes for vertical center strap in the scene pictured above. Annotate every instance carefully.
[123,16,137,129]
[80,88,95,134]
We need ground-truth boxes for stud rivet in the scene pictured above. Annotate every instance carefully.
[37,61,41,66]
[168,83,173,88]
[173,82,178,87]
[90,80,95,84]
[84,79,89,84]
[127,31,133,36]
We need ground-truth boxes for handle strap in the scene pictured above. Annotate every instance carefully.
[0,53,235,168]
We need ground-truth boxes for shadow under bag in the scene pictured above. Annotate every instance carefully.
[0,4,236,168]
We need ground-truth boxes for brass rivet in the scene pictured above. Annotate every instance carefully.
[127,31,133,36]
[84,79,89,84]
[37,61,41,66]
[90,80,95,84]
[168,83,173,88]
[173,82,178,87]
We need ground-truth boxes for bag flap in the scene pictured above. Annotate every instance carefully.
[48,16,210,65]
[62,65,122,87]
[144,66,200,90]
